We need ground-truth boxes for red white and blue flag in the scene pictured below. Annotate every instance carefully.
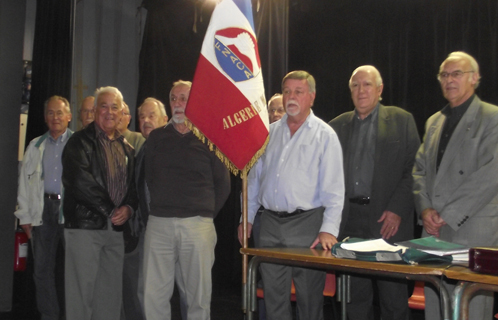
[185,0,269,173]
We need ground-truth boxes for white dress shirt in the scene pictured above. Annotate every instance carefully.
[247,110,345,237]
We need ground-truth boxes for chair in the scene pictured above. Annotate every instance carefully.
[408,281,425,310]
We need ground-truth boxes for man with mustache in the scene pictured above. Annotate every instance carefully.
[413,51,498,319]
[121,97,168,320]
[144,80,230,320]
[15,95,72,320]
[62,86,138,320]
[239,70,345,320]
[329,65,420,320]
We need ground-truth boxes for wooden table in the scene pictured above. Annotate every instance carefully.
[444,266,498,320]
[241,247,452,320]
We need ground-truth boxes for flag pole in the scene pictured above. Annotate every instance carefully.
[241,167,248,313]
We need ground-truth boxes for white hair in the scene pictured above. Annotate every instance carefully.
[439,51,481,89]
[349,65,383,88]
[139,97,167,118]
[94,86,124,108]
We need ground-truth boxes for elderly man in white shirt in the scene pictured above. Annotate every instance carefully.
[238,70,345,320]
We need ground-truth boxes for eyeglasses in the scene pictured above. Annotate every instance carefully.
[438,70,474,80]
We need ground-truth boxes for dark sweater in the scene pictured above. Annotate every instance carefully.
[145,123,230,219]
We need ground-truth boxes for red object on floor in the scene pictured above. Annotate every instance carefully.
[408,281,425,310]
[14,230,29,271]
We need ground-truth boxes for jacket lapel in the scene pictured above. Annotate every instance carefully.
[435,97,479,185]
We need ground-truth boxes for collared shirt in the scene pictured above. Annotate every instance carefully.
[95,123,127,207]
[347,104,379,197]
[436,94,474,171]
[247,110,345,236]
[43,129,70,194]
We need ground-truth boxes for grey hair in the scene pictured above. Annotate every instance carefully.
[282,70,316,93]
[170,80,192,98]
[349,65,383,88]
[94,86,124,109]
[139,97,167,118]
[44,95,71,115]
[267,93,282,109]
[439,51,481,89]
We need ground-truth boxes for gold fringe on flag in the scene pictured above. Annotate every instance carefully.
[185,118,269,176]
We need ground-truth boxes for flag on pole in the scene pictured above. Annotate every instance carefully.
[185,0,269,174]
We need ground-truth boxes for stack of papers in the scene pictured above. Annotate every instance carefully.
[335,237,469,263]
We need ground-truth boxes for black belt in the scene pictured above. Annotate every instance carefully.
[349,196,370,205]
[44,193,61,200]
[265,208,310,218]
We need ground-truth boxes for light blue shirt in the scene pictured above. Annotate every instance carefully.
[247,111,345,236]
[43,129,70,194]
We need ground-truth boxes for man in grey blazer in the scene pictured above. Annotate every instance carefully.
[329,65,420,320]
[413,51,498,319]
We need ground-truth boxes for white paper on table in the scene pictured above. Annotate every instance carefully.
[340,239,407,253]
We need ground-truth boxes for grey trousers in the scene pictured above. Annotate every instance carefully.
[259,207,326,320]
[144,215,216,320]
[32,198,64,320]
[121,233,145,320]
[65,225,124,320]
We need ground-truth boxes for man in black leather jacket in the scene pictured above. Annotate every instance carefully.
[62,86,138,320]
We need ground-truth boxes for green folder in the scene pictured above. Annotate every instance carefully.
[331,238,453,265]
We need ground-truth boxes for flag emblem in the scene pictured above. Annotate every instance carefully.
[214,28,261,82]
[186,0,269,174]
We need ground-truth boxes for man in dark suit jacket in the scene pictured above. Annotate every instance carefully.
[329,65,420,320]
[413,51,498,319]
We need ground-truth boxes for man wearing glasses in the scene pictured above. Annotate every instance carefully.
[413,51,498,319]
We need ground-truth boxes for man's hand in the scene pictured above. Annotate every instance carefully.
[21,224,32,239]
[378,210,402,240]
[421,208,446,237]
[111,206,132,226]
[237,222,253,246]
[310,232,338,250]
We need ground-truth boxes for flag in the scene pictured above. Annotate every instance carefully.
[185,0,269,174]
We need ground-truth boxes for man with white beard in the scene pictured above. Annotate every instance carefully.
[143,81,231,320]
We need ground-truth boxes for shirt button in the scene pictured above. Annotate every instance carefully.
[276,174,279,177]
[355,182,359,185]
[274,189,277,193]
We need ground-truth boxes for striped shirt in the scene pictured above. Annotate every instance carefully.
[95,123,128,207]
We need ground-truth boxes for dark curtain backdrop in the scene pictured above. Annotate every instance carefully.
[136,0,498,291]
[26,0,73,144]
[254,0,289,99]
[136,0,214,119]
[288,0,498,134]
[0,1,26,311]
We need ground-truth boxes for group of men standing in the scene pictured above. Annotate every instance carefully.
[13,49,498,320]
[15,82,230,320]
[241,51,498,320]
